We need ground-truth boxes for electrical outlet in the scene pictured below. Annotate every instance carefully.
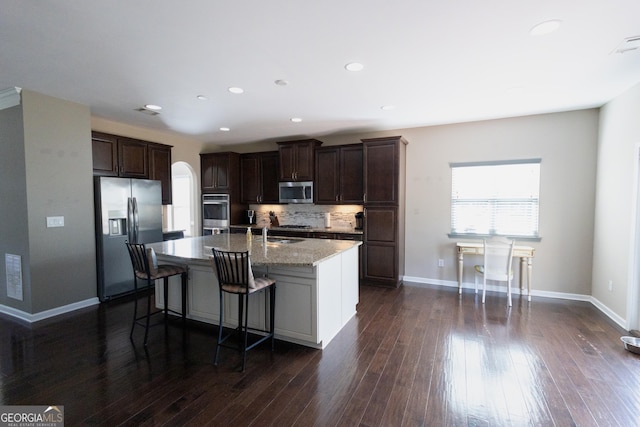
[46,216,64,228]
[608,280,613,292]
[438,259,445,267]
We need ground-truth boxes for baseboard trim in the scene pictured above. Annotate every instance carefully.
[402,275,625,330]
[0,298,100,323]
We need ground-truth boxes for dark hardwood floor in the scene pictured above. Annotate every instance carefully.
[2,283,640,426]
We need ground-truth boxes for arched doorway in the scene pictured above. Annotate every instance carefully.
[170,161,197,237]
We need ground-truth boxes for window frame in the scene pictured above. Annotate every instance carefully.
[448,159,542,241]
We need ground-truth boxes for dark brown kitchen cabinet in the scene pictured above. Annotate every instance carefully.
[315,144,363,204]
[149,143,172,205]
[361,136,407,287]
[118,138,148,178]
[92,132,118,176]
[277,139,322,181]
[92,131,148,178]
[92,131,173,204]
[240,151,279,204]
[200,152,240,196]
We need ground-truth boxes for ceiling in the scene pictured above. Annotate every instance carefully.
[2,1,640,146]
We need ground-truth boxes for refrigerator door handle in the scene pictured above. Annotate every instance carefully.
[127,197,134,242]
[132,197,139,243]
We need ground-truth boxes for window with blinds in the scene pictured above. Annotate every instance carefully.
[450,160,541,238]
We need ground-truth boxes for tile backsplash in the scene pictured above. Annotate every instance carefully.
[250,204,363,229]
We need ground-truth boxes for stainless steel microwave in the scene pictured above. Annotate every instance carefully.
[279,181,313,204]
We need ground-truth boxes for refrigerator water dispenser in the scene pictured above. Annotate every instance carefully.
[109,218,126,236]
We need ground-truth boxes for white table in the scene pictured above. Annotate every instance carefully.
[456,242,535,301]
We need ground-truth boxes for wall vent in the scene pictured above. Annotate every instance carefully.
[612,36,640,54]
[134,107,160,116]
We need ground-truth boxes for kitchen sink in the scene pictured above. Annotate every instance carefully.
[267,237,304,244]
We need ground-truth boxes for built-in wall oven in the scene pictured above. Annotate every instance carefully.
[202,194,229,235]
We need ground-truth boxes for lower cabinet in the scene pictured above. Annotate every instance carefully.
[362,206,401,286]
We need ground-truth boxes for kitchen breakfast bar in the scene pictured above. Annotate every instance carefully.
[146,234,361,349]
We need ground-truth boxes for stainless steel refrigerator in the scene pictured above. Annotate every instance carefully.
[94,177,163,301]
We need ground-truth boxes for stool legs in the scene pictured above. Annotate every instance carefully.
[242,293,249,372]
[270,284,276,351]
[214,286,276,372]
[214,291,224,366]
[130,278,139,340]
[131,273,188,347]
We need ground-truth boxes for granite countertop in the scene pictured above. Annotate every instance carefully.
[230,224,363,235]
[147,233,361,267]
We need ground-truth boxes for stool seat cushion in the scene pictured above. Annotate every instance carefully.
[221,277,275,294]
[135,264,186,280]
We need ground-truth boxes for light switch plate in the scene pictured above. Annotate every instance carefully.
[46,216,64,228]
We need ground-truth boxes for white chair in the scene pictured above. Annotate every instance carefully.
[474,237,515,306]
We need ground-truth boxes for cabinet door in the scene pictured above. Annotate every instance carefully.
[315,148,340,203]
[118,138,148,178]
[364,207,397,243]
[363,207,398,284]
[149,144,172,205]
[240,154,261,203]
[213,154,231,191]
[91,132,118,176]
[278,144,296,181]
[260,151,280,203]
[201,153,231,193]
[293,141,316,181]
[340,145,363,203]
[363,139,398,205]
[201,155,216,192]
[363,243,398,283]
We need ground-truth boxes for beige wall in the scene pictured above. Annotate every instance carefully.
[22,90,96,313]
[303,111,599,297]
[217,111,601,299]
[593,82,640,325]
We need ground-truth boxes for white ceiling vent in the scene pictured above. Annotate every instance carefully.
[134,107,160,116]
[612,36,640,54]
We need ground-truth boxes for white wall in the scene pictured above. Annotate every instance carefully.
[593,82,640,323]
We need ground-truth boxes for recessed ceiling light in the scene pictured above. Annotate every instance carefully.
[219,127,230,132]
[196,95,208,101]
[381,105,396,111]
[290,117,302,123]
[144,104,162,111]
[529,20,561,36]
[228,87,244,94]
[345,62,364,72]
[275,79,289,86]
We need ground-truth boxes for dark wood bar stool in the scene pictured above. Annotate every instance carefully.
[211,248,276,371]
[125,242,188,346]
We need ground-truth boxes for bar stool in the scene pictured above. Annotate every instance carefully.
[211,248,276,371]
[125,242,188,346]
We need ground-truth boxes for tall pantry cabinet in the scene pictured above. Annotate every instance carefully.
[362,136,407,287]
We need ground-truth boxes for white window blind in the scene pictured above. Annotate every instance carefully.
[451,160,540,237]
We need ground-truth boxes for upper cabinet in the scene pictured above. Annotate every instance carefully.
[91,131,173,204]
[315,144,363,204]
[201,152,240,197]
[148,143,173,205]
[92,132,147,178]
[240,151,280,204]
[277,139,322,181]
[363,136,407,206]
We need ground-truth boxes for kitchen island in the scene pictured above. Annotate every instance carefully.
[146,234,361,349]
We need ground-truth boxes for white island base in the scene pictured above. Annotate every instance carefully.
[153,243,359,349]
